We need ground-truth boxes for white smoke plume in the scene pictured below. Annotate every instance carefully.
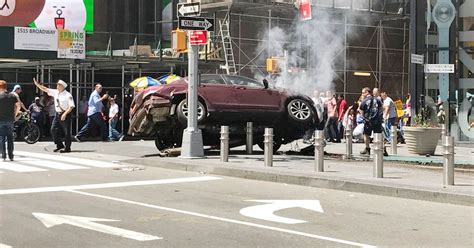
[256,9,362,97]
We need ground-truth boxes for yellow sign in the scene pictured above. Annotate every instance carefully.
[395,100,404,117]
[57,29,85,59]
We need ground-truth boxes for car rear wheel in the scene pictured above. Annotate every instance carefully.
[287,99,313,122]
[177,99,207,124]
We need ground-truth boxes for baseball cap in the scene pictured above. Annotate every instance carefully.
[13,84,21,91]
[35,97,40,101]
[57,80,68,88]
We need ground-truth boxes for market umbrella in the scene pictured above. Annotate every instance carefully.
[129,76,161,89]
[157,74,181,84]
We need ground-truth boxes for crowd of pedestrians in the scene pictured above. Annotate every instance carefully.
[310,86,412,156]
[0,79,125,156]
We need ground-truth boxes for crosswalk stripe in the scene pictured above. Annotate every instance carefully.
[15,151,119,168]
[17,159,89,170]
[0,163,47,172]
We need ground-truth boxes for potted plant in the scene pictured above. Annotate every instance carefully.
[403,105,442,155]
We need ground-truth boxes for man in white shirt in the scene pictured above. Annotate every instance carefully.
[108,97,124,141]
[381,91,397,143]
[33,78,75,153]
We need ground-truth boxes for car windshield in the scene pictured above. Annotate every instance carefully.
[224,75,264,88]
[200,75,226,85]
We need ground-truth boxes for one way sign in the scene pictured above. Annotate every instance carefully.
[178,17,214,32]
[177,2,201,17]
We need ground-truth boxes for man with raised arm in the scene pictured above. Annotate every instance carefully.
[33,78,75,153]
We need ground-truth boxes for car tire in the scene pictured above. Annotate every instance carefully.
[177,99,207,125]
[154,133,175,152]
[287,98,313,122]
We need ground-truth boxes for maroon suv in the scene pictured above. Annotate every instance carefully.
[129,74,319,151]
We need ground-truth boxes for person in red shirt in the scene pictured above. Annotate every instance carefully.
[337,94,347,140]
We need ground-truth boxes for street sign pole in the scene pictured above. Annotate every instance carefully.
[181,38,204,158]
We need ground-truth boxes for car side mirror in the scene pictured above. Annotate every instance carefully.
[263,79,269,89]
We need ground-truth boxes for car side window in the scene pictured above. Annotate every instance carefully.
[200,75,226,85]
[225,76,263,88]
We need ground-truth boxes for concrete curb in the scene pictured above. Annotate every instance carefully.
[123,158,474,206]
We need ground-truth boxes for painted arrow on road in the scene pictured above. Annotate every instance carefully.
[33,213,161,241]
[239,200,324,224]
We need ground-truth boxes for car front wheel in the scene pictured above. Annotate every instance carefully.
[177,99,207,124]
[287,99,313,122]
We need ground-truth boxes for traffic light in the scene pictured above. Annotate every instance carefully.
[171,29,186,52]
[266,57,280,73]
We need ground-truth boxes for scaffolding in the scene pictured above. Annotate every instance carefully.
[0,58,220,135]
[200,0,409,102]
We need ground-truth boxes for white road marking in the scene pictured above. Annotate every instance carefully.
[0,176,222,195]
[69,190,376,248]
[16,159,88,170]
[33,213,161,241]
[0,243,12,248]
[14,151,119,168]
[0,163,47,172]
[240,200,324,224]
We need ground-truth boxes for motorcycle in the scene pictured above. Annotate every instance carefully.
[14,112,41,144]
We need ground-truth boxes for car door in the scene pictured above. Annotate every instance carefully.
[198,74,240,111]
[223,75,282,111]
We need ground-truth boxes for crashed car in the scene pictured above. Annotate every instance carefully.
[128,74,320,151]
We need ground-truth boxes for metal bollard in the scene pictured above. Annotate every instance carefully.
[264,128,273,167]
[344,125,353,159]
[314,130,325,172]
[441,124,446,137]
[443,135,455,186]
[246,122,253,155]
[373,133,384,178]
[391,125,397,155]
[220,126,229,162]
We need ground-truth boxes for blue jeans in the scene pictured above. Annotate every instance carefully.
[0,121,14,160]
[77,112,107,141]
[108,118,122,141]
[384,117,396,142]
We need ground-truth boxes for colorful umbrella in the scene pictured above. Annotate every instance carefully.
[129,76,161,89]
[157,74,181,84]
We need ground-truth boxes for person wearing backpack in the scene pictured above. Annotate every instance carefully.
[358,87,387,156]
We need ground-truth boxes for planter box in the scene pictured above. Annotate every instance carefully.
[403,127,442,155]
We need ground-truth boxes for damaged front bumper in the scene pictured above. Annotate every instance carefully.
[128,94,173,136]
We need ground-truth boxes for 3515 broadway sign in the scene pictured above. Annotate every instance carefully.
[14,27,58,51]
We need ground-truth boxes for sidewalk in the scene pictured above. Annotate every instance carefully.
[121,140,474,206]
[18,140,473,206]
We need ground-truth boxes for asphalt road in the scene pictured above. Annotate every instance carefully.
[0,142,473,247]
